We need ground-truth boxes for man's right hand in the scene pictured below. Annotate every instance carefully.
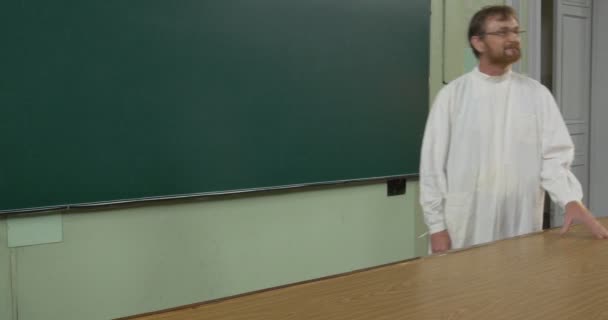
[430,230,452,253]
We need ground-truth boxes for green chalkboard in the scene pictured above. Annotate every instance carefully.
[0,0,429,213]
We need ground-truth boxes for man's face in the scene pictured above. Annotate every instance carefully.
[479,16,521,65]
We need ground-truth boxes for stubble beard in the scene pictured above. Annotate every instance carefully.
[489,46,521,66]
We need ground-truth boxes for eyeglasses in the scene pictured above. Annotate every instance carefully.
[478,29,526,38]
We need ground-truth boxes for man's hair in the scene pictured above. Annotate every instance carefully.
[468,5,518,58]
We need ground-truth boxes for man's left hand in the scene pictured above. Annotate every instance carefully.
[560,201,608,239]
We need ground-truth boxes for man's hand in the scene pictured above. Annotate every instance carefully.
[560,201,608,239]
[430,230,452,253]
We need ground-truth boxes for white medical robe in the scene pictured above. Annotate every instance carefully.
[420,67,582,249]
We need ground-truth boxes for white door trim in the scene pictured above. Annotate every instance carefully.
[506,0,542,78]
[551,0,593,226]
[526,1,542,81]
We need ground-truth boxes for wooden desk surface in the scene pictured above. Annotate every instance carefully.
[129,219,608,320]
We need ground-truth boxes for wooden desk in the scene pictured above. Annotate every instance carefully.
[127,218,608,320]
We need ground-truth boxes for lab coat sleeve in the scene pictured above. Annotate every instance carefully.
[539,87,583,208]
[420,88,451,234]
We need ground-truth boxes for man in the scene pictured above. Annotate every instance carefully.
[420,5,608,253]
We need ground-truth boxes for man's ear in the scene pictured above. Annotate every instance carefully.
[470,36,485,55]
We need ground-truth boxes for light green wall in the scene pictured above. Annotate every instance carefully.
[3,182,418,320]
[413,0,447,258]
[1,217,14,320]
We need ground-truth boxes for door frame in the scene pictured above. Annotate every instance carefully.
[506,0,542,80]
